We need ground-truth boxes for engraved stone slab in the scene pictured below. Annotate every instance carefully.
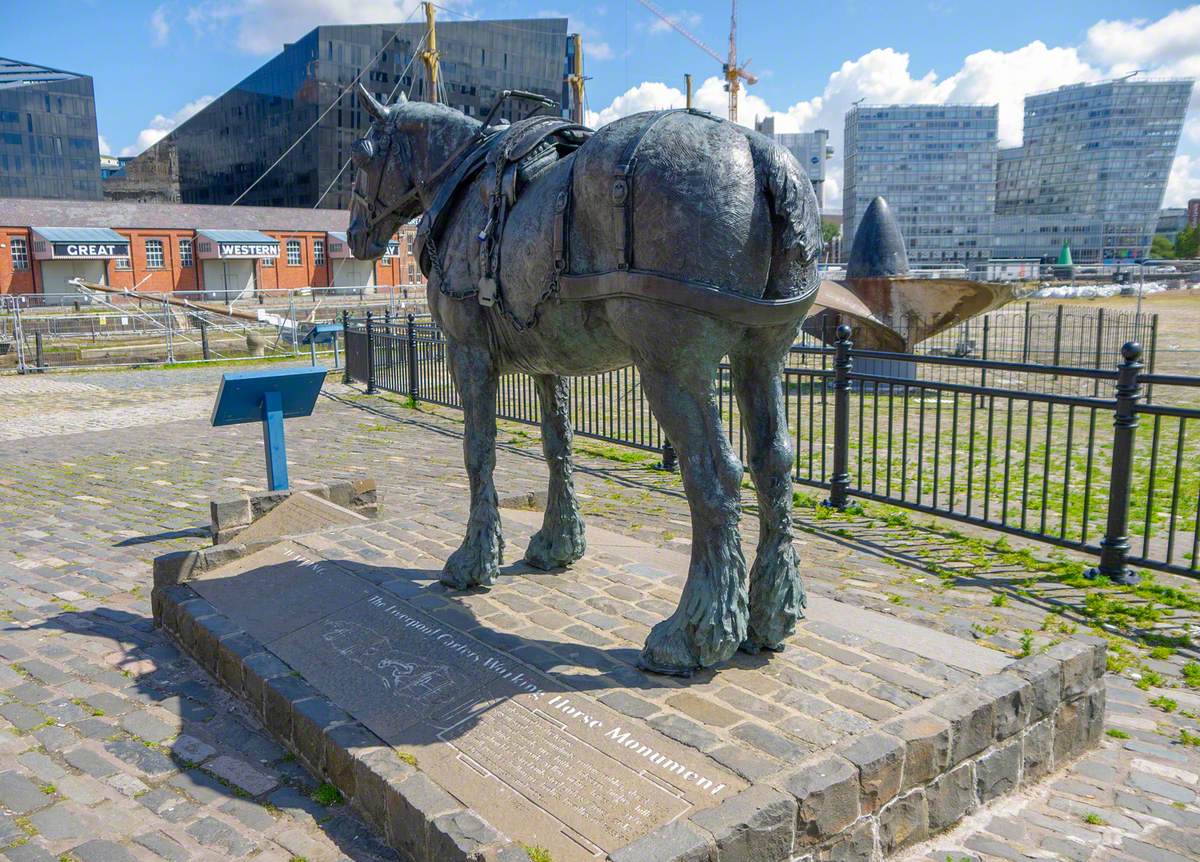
[191,542,372,643]
[195,540,744,861]
[234,492,367,545]
[267,593,743,860]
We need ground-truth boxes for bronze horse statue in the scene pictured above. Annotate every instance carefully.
[347,87,822,676]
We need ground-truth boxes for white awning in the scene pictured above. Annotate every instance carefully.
[30,227,129,260]
[196,229,279,260]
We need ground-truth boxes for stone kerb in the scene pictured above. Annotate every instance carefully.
[209,476,378,545]
[151,561,1106,862]
[619,638,1106,862]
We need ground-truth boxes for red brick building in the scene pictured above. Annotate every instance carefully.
[0,199,423,302]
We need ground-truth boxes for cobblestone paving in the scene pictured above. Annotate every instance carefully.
[0,367,1197,862]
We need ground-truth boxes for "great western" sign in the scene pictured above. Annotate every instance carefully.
[218,242,279,259]
[52,242,130,258]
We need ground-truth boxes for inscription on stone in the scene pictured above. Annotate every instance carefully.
[235,491,366,544]
[259,589,744,859]
[439,698,690,853]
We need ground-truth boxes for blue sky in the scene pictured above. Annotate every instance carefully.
[3,0,1198,207]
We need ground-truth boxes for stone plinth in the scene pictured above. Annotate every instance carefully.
[152,508,1104,862]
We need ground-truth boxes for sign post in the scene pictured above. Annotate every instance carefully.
[210,367,326,492]
[301,323,343,367]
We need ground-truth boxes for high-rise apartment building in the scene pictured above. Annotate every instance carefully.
[754,117,833,206]
[994,77,1192,263]
[843,104,998,267]
[117,19,571,209]
[0,57,102,201]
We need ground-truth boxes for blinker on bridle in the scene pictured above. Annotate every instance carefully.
[353,131,422,230]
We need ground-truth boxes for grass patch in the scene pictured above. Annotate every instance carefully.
[1179,728,1200,747]
[1182,661,1200,688]
[1105,728,1131,739]
[396,751,418,768]
[520,845,553,862]
[1135,670,1165,691]
[311,782,343,806]
[1018,630,1035,657]
[1082,812,1106,826]
[1149,695,1178,713]
[575,441,656,465]
[991,593,1008,608]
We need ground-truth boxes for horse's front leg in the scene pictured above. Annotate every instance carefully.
[442,339,504,589]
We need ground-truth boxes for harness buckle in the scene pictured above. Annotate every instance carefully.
[478,277,497,307]
[611,178,628,205]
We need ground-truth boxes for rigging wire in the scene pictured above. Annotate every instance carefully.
[230,6,422,207]
[313,27,430,209]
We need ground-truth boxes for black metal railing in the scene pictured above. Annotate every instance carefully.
[345,313,1200,581]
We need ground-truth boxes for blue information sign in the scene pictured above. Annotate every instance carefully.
[211,367,326,491]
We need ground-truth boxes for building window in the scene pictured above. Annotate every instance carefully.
[261,256,274,267]
[179,238,193,268]
[115,255,131,271]
[313,239,325,265]
[10,237,28,271]
[286,239,302,266]
[407,264,415,283]
[145,239,165,269]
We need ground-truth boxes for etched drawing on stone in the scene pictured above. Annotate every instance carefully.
[347,86,822,676]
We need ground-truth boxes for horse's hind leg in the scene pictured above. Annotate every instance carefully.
[731,327,806,652]
[442,339,504,589]
[636,363,748,676]
[524,374,586,569]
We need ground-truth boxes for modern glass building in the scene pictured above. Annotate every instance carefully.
[754,118,833,206]
[0,57,102,201]
[993,77,1193,264]
[121,19,570,209]
[843,104,998,267]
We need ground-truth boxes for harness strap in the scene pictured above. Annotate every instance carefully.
[553,156,576,273]
[557,270,816,328]
[612,109,718,270]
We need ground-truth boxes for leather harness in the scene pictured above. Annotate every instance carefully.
[413,107,816,330]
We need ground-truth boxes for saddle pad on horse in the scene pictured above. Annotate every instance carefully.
[414,115,590,282]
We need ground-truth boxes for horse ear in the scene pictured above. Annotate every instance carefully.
[359,83,389,122]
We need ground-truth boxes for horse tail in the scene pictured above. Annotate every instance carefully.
[753,134,823,300]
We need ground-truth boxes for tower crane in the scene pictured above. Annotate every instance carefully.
[635,0,756,123]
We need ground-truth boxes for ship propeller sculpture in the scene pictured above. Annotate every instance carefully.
[809,196,1015,351]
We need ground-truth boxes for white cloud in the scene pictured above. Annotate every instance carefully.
[538,9,613,62]
[186,0,428,55]
[150,5,170,46]
[98,134,111,155]
[120,95,215,156]
[588,5,1200,211]
[1165,153,1200,208]
[586,80,687,127]
[1083,7,1200,78]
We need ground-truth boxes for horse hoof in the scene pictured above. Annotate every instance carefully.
[441,543,499,590]
[524,524,585,571]
[638,617,702,676]
[738,637,787,655]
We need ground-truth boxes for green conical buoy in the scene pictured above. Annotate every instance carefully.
[1057,241,1073,267]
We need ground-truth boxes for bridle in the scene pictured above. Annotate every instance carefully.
[352,89,558,232]
[352,128,422,230]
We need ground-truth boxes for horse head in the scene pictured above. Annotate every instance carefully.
[347,85,478,260]
[347,86,423,260]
